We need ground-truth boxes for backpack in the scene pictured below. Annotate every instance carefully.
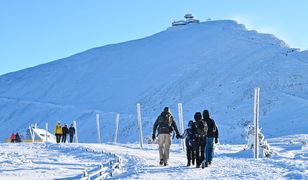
[194,120,207,137]
[158,112,173,132]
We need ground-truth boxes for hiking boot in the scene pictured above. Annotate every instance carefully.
[164,162,168,166]
[201,161,205,169]
[159,159,164,165]
[186,161,191,167]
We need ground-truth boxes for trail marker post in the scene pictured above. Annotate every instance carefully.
[96,114,101,144]
[253,87,260,159]
[114,113,120,144]
[74,121,78,143]
[45,123,48,142]
[136,103,144,149]
[178,103,185,152]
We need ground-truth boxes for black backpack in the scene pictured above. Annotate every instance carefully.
[158,112,173,133]
[194,120,207,137]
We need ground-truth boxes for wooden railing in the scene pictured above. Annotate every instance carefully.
[80,153,122,180]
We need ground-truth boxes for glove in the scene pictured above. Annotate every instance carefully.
[176,134,183,139]
[215,138,218,144]
[152,134,155,141]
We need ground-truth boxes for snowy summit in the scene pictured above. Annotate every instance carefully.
[0,19,307,145]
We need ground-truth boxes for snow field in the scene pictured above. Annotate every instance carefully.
[0,134,307,179]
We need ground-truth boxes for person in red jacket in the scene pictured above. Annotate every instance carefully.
[10,133,16,143]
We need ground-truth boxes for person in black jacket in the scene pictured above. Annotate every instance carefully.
[192,112,208,168]
[152,107,182,166]
[183,120,196,166]
[61,124,69,143]
[203,109,219,167]
[68,124,75,143]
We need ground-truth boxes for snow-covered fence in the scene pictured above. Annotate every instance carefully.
[80,151,122,180]
[80,165,109,180]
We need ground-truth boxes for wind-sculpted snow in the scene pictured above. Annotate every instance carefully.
[0,20,308,143]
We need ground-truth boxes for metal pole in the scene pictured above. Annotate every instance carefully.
[114,113,120,144]
[74,121,78,143]
[96,114,101,144]
[137,103,143,148]
[178,103,185,152]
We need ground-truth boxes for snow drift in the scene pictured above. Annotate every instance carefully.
[0,20,308,143]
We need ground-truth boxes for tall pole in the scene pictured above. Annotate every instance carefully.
[254,87,260,159]
[178,103,185,152]
[114,113,120,144]
[137,103,144,149]
[45,123,48,142]
[74,121,78,143]
[96,114,101,144]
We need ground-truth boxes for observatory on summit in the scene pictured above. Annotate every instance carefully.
[172,14,200,26]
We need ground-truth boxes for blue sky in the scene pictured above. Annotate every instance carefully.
[0,0,307,75]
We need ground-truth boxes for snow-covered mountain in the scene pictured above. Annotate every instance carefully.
[1,20,308,143]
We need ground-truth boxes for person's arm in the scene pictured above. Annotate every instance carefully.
[213,120,219,143]
[214,121,219,139]
[171,116,181,137]
[153,117,159,135]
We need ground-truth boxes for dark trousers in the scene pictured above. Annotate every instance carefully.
[55,134,62,143]
[62,134,67,143]
[186,145,195,164]
[69,134,74,143]
[195,137,206,166]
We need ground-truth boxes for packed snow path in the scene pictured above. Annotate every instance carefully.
[0,135,307,179]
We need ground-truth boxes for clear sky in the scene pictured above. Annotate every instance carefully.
[0,0,307,75]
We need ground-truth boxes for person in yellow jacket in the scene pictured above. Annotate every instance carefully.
[54,121,63,143]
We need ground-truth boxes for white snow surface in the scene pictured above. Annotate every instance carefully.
[0,20,308,143]
[0,134,307,179]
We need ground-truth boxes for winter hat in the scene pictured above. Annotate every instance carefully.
[194,112,202,121]
[203,110,210,120]
[163,107,170,113]
[188,120,194,127]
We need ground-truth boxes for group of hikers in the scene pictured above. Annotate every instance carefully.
[152,107,219,168]
[10,132,22,143]
[54,122,76,143]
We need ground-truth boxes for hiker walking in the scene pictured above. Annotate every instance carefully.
[183,120,196,166]
[62,124,69,143]
[10,133,16,143]
[203,109,219,167]
[152,107,182,166]
[68,123,75,143]
[54,121,63,143]
[15,133,21,143]
[192,112,208,168]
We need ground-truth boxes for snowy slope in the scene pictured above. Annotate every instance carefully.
[0,20,308,143]
[1,134,307,179]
